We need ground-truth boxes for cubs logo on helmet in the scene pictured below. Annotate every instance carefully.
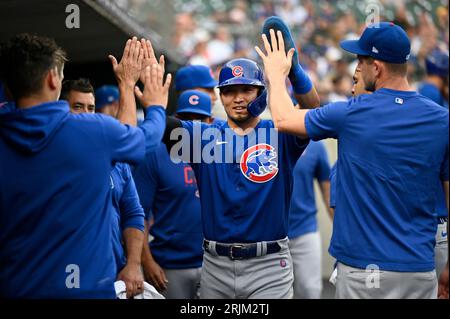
[240,143,278,183]
[232,66,244,77]
[217,58,265,88]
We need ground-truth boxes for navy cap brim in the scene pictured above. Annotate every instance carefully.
[176,108,211,117]
[340,39,369,56]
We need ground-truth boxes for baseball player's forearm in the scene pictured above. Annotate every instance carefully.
[141,220,168,290]
[293,87,320,110]
[122,227,144,266]
[141,220,153,264]
[116,82,137,126]
[319,181,333,220]
[268,80,309,138]
[141,219,159,267]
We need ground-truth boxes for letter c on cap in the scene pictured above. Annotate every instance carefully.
[189,95,199,105]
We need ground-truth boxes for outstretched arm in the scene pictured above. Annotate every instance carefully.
[255,29,312,138]
[135,55,172,154]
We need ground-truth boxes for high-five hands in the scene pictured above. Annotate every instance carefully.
[139,38,159,84]
[255,29,295,84]
[109,36,143,87]
[134,57,172,109]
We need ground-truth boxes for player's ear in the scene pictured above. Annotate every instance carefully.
[373,60,383,78]
[47,67,60,90]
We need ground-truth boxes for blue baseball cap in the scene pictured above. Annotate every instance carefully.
[176,90,212,116]
[175,65,218,91]
[425,48,449,77]
[95,85,119,110]
[340,22,411,64]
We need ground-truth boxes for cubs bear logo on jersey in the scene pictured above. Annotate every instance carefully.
[240,143,278,183]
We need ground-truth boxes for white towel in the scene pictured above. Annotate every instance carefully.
[329,267,338,286]
[114,280,165,299]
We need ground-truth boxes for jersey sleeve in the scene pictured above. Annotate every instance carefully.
[118,165,145,232]
[304,101,348,141]
[138,106,166,154]
[101,115,145,166]
[101,106,165,166]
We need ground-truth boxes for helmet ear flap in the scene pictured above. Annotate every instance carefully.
[247,89,267,117]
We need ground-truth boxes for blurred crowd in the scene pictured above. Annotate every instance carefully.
[120,0,449,106]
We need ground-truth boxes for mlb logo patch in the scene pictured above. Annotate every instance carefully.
[240,143,278,183]
[395,97,403,104]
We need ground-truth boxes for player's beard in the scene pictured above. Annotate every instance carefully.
[227,111,251,125]
[364,79,377,92]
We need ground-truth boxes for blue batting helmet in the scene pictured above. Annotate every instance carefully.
[425,48,449,78]
[217,58,265,88]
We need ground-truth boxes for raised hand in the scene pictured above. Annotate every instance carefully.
[255,29,295,84]
[109,36,143,87]
[139,38,159,84]
[134,58,172,108]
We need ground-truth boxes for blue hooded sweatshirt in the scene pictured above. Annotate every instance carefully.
[0,100,165,298]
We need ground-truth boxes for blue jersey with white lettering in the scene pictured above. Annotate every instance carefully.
[180,120,308,243]
[133,144,203,269]
[288,141,330,238]
[305,88,449,272]
[110,163,145,272]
